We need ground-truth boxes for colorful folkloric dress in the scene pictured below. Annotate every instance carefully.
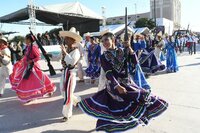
[85,44,101,79]
[82,40,91,67]
[9,44,56,102]
[129,53,151,90]
[60,48,81,118]
[133,40,165,74]
[130,40,149,89]
[79,48,168,132]
[165,41,179,72]
[132,40,146,57]
[160,51,166,61]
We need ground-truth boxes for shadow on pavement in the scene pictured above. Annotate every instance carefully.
[149,70,169,77]
[75,82,98,94]
[42,129,96,133]
[179,62,200,68]
[0,97,63,133]
[0,79,97,133]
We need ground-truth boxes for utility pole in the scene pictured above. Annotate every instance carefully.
[160,0,163,18]
[134,3,137,21]
[101,6,106,27]
[154,0,157,27]
[28,0,36,34]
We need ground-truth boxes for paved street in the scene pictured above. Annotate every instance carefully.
[0,51,200,133]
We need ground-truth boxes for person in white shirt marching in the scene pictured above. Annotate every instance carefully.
[77,42,85,82]
[82,32,91,67]
[0,37,12,97]
[59,27,82,122]
[76,31,85,83]
[155,34,165,60]
[191,33,198,54]
[186,34,195,55]
[180,35,186,52]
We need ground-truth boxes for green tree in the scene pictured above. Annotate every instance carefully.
[106,21,112,25]
[115,21,124,24]
[48,28,62,37]
[11,36,25,43]
[135,18,155,29]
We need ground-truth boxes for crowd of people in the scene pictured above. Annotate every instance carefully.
[0,27,199,132]
[37,31,62,46]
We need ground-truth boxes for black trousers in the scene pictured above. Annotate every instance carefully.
[188,44,193,55]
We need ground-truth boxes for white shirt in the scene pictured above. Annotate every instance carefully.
[100,43,106,55]
[157,39,165,48]
[64,49,80,66]
[186,35,195,43]
[77,42,84,57]
[0,48,12,75]
[82,40,91,50]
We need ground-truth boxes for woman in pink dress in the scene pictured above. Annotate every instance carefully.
[9,34,56,103]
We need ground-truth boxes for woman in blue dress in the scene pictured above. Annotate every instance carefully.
[129,35,151,90]
[85,37,101,83]
[132,35,165,74]
[165,36,179,72]
[79,32,168,132]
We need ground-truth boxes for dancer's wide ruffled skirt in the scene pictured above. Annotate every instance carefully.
[79,85,168,132]
[130,63,151,90]
[9,60,56,102]
[85,63,100,79]
[140,50,165,73]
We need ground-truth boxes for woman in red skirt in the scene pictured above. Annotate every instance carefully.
[9,34,56,103]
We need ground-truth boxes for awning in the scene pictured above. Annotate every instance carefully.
[134,27,150,34]
[0,2,103,34]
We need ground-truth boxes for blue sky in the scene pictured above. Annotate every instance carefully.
[0,0,199,38]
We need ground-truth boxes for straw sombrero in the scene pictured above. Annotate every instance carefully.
[135,34,141,37]
[0,37,8,44]
[100,29,114,36]
[84,32,91,37]
[157,31,163,37]
[59,27,82,43]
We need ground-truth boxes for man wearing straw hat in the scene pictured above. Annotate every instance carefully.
[59,27,82,122]
[0,37,12,97]
[154,33,165,60]
[82,32,91,67]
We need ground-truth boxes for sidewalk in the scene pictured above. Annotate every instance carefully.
[0,53,200,133]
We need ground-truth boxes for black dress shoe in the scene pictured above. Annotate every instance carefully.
[62,117,68,122]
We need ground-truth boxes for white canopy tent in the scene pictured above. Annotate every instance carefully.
[39,2,103,20]
[0,2,103,35]
[133,27,150,35]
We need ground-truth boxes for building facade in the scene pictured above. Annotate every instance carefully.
[106,12,150,25]
[105,0,181,31]
[150,0,181,29]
